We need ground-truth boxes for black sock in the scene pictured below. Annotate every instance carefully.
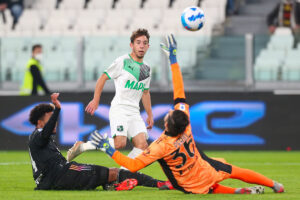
[118,169,162,188]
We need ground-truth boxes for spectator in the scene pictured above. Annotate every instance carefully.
[20,44,51,96]
[8,0,24,29]
[226,0,244,16]
[0,0,8,23]
[267,0,300,37]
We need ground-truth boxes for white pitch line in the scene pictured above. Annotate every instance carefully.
[1,162,300,166]
[0,162,30,166]
[233,162,300,166]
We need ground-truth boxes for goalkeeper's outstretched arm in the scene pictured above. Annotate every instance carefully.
[160,34,189,116]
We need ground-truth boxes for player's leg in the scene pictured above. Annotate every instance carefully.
[66,113,128,162]
[200,154,265,194]
[211,183,264,194]
[109,110,128,150]
[230,165,284,193]
[52,162,110,190]
[127,114,148,159]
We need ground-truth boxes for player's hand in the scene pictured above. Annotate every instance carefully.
[160,34,177,64]
[146,116,154,129]
[85,99,99,115]
[90,131,116,157]
[50,93,61,109]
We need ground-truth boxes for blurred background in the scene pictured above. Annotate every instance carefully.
[1,0,300,150]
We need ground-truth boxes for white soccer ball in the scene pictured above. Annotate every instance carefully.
[181,6,205,31]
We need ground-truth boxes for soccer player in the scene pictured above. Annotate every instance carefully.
[28,93,170,190]
[89,34,285,194]
[67,28,153,163]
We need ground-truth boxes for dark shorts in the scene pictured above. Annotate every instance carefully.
[51,162,109,190]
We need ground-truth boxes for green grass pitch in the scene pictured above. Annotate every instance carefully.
[0,151,299,200]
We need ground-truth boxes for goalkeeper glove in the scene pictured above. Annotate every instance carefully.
[160,34,177,65]
[90,131,116,157]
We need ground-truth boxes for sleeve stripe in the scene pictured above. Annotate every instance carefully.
[174,98,186,105]
[103,72,111,79]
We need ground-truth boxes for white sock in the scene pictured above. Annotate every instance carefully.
[81,141,96,151]
[109,138,115,149]
[127,147,144,158]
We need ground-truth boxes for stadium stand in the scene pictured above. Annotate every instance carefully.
[1,0,224,84]
[3,0,298,90]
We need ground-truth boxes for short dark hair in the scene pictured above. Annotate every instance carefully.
[32,44,42,52]
[130,28,150,43]
[167,110,189,137]
[29,104,54,125]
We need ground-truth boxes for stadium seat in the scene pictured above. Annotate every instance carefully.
[74,10,106,35]
[267,35,294,51]
[88,0,114,10]
[43,10,78,34]
[254,59,280,81]
[33,0,57,10]
[172,0,198,9]
[60,0,85,10]
[201,0,227,24]
[144,0,170,9]
[257,49,286,64]
[15,10,41,36]
[282,59,300,81]
[115,0,142,10]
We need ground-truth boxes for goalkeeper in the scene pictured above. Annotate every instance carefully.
[28,93,170,190]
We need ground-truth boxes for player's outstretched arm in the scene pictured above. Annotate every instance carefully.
[90,131,146,172]
[161,34,190,116]
[160,34,186,102]
[85,73,109,115]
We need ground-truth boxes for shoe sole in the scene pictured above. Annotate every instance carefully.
[67,141,83,162]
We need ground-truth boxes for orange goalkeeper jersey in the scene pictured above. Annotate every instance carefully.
[111,63,232,194]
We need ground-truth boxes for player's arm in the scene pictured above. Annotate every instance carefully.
[85,73,109,115]
[35,93,61,146]
[142,89,153,129]
[160,34,189,116]
[89,131,161,172]
[111,151,146,172]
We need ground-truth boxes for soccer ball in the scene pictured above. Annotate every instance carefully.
[181,6,205,31]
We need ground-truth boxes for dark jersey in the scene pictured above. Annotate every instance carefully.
[28,108,67,189]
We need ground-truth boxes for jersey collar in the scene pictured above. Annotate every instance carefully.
[129,54,143,65]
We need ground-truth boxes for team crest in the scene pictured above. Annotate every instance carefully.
[117,125,124,132]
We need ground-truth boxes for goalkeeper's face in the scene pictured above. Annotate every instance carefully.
[130,35,149,59]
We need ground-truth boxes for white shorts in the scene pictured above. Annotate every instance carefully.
[109,107,148,140]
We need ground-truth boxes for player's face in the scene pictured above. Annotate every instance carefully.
[130,35,149,59]
[164,110,174,131]
[39,112,57,133]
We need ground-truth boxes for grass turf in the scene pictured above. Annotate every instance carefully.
[0,151,299,200]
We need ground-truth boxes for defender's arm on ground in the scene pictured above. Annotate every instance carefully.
[142,90,153,129]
